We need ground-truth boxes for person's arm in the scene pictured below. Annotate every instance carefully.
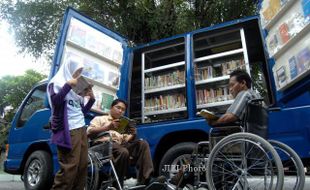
[208,113,238,126]
[81,87,96,114]
[49,83,71,106]
[49,78,78,106]
[209,91,249,126]
[87,117,119,137]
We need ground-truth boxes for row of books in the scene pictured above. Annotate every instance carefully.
[144,93,186,112]
[65,51,120,89]
[262,0,310,26]
[275,46,310,89]
[196,86,233,105]
[144,70,185,90]
[267,12,308,56]
[68,18,123,64]
[194,58,245,81]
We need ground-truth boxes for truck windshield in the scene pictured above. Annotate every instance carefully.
[18,84,47,128]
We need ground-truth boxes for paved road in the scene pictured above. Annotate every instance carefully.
[0,174,23,190]
[1,174,310,190]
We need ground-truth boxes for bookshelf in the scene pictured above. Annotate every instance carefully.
[260,0,310,91]
[193,28,250,114]
[141,40,187,123]
[62,17,123,113]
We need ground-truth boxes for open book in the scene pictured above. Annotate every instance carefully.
[197,109,219,121]
[115,116,131,134]
[72,76,92,95]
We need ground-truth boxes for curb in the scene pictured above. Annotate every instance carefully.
[0,174,22,182]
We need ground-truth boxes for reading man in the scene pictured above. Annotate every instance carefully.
[208,69,260,126]
[87,99,165,188]
[170,69,261,186]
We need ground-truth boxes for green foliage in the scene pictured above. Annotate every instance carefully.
[0,69,45,149]
[0,0,258,57]
[0,70,46,120]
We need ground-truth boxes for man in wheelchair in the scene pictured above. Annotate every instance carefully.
[208,69,260,126]
[170,69,262,187]
[87,99,166,189]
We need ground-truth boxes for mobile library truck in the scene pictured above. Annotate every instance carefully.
[4,1,310,189]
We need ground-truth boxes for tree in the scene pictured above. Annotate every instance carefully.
[0,70,46,114]
[0,0,258,59]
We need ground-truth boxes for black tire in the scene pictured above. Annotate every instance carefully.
[159,142,196,179]
[23,150,53,190]
[86,152,99,190]
[207,133,284,190]
[269,140,305,190]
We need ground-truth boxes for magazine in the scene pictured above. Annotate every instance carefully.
[197,109,219,121]
[72,76,92,95]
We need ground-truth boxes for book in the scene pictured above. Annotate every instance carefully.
[72,76,92,95]
[288,56,298,79]
[115,116,131,134]
[197,109,219,121]
[101,92,114,112]
[279,23,290,44]
[297,47,310,74]
[276,66,287,88]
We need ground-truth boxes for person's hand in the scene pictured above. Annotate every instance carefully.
[110,130,123,144]
[67,78,79,87]
[207,118,217,126]
[81,86,95,99]
[109,119,120,130]
[128,127,136,135]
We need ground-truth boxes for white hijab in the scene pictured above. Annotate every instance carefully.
[47,60,84,108]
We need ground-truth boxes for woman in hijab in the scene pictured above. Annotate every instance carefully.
[47,59,95,190]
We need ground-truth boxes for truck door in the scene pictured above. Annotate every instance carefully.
[50,7,131,113]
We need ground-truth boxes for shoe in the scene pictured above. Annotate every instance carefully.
[170,170,184,186]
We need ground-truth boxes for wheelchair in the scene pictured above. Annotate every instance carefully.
[166,98,305,190]
[86,131,167,190]
[86,131,122,190]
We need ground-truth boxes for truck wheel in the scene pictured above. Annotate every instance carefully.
[23,150,53,190]
[159,142,196,179]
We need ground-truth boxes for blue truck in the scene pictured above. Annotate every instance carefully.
[4,5,310,190]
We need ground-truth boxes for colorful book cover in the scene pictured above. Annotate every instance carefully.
[69,25,86,47]
[279,23,290,44]
[302,0,310,18]
[101,92,114,112]
[296,47,310,74]
[288,56,298,79]
[276,66,287,88]
[107,71,120,88]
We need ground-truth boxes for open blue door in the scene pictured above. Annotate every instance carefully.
[49,7,130,113]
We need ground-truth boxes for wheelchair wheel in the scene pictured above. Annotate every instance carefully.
[86,153,99,190]
[206,132,284,190]
[269,140,305,190]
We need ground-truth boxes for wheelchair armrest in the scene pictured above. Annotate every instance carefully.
[209,125,243,137]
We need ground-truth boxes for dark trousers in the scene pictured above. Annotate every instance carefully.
[51,127,88,190]
[112,140,154,186]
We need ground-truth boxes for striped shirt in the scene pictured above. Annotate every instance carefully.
[226,89,260,120]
